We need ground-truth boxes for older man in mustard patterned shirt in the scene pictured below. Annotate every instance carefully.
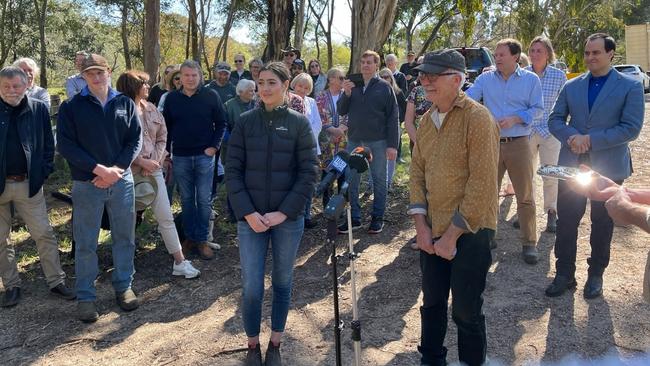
[408,49,499,366]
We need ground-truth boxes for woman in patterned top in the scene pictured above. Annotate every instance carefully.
[404,83,433,149]
[315,67,348,206]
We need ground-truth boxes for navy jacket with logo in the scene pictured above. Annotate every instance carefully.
[57,87,141,181]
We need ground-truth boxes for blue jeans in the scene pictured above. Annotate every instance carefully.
[346,139,388,220]
[173,154,214,242]
[238,217,304,337]
[72,172,136,302]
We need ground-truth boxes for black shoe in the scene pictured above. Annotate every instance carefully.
[583,275,603,299]
[522,245,539,265]
[1,287,20,308]
[368,216,384,234]
[77,301,99,323]
[512,219,520,229]
[245,343,262,366]
[304,218,317,229]
[545,275,577,297]
[265,341,282,366]
[546,210,557,233]
[338,219,362,234]
[50,283,76,300]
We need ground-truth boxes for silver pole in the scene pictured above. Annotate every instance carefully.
[346,206,362,366]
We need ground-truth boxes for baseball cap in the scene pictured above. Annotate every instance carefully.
[215,61,231,73]
[81,54,110,73]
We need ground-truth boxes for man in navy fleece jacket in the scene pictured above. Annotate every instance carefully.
[162,60,226,260]
[57,54,142,322]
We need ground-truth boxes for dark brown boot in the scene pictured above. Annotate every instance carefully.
[181,239,194,257]
[196,241,215,260]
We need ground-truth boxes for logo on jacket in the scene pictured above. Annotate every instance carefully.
[116,108,129,126]
[275,126,288,131]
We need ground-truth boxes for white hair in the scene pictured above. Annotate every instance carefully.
[13,57,40,78]
[290,72,313,94]
[385,54,398,63]
[236,79,256,95]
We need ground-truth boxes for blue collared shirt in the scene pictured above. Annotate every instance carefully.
[524,65,567,139]
[466,66,544,137]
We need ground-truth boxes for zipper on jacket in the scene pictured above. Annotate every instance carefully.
[265,117,273,213]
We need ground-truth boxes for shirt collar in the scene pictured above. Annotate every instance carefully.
[80,86,120,104]
[496,65,524,79]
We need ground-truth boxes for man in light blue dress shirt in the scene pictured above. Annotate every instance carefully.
[466,38,544,264]
[525,36,567,234]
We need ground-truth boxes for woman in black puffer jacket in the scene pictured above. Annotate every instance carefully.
[226,62,318,366]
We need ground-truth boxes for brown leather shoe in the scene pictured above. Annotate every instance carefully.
[181,239,194,257]
[196,242,215,260]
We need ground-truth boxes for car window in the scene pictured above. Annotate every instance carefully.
[615,66,637,73]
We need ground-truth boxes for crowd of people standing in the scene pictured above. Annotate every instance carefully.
[0,32,647,366]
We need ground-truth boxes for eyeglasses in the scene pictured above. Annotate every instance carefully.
[284,52,296,57]
[418,72,458,82]
[234,60,244,63]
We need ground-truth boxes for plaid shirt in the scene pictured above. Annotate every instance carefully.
[525,65,567,138]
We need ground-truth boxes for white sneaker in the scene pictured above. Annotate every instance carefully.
[172,260,200,279]
[206,241,221,250]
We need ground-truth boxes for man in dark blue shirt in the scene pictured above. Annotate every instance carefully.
[0,66,75,308]
[163,60,226,261]
[546,33,645,299]
[57,54,142,322]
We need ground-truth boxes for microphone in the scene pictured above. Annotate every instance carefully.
[348,146,372,173]
[315,151,350,197]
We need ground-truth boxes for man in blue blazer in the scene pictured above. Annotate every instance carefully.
[546,33,645,299]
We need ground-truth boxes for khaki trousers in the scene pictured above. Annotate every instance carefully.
[0,180,65,289]
[498,137,537,243]
[529,133,561,213]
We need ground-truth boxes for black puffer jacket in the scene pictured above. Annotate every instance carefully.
[226,104,318,221]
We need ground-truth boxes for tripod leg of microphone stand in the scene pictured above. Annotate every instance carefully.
[346,207,362,366]
[327,218,343,366]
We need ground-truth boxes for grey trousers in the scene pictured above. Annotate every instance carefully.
[0,180,65,289]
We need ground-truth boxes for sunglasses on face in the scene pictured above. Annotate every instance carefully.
[380,75,391,80]
[234,60,244,63]
[173,76,181,81]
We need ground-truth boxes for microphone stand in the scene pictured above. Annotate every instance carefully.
[323,179,362,366]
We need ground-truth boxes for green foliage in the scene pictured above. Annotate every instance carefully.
[457,0,483,45]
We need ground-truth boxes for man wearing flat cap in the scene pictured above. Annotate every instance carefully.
[57,53,142,322]
[408,49,499,366]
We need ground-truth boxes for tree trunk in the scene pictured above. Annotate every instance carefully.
[263,0,295,62]
[214,0,237,64]
[33,0,48,87]
[144,0,160,84]
[121,2,132,70]
[349,0,398,73]
[294,0,306,50]
[188,0,200,62]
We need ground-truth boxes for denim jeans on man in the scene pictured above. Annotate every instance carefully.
[237,217,304,337]
[173,154,214,242]
[419,229,493,366]
[72,172,136,302]
[346,139,388,220]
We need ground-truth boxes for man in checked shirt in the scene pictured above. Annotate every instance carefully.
[525,36,567,234]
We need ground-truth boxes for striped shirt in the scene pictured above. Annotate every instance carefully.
[525,65,567,139]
